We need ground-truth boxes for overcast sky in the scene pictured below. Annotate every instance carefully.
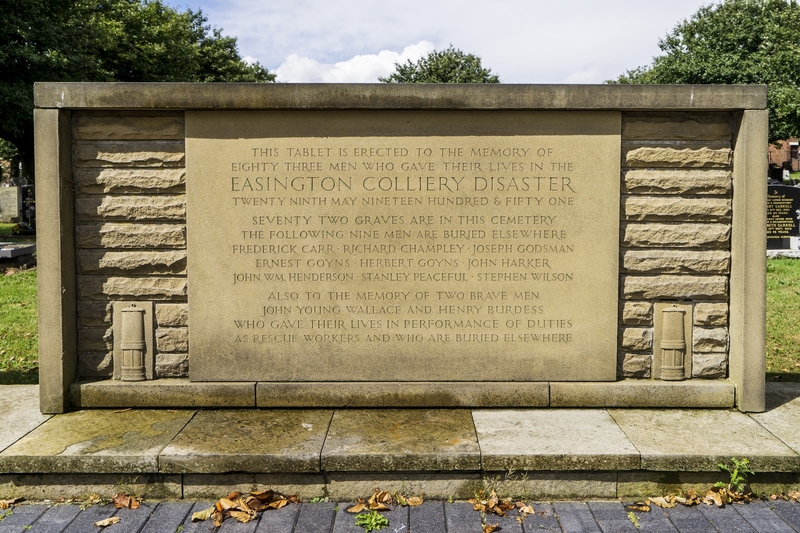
[164,0,714,84]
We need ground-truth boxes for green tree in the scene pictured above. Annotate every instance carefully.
[379,45,500,84]
[611,0,800,141]
[0,0,275,164]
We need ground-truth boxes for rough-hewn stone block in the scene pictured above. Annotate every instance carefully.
[72,114,184,140]
[76,196,185,222]
[77,301,113,327]
[622,169,732,195]
[624,146,732,168]
[622,196,731,222]
[78,352,113,378]
[693,327,728,352]
[78,250,187,275]
[622,275,728,300]
[156,353,189,378]
[693,352,727,378]
[157,328,188,353]
[78,276,187,301]
[73,140,185,167]
[77,327,112,352]
[621,353,651,378]
[620,328,653,351]
[156,303,188,327]
[621,250,730,274]
[75,223,186,249]
[621,301,653,326]
[74,168,185,194]
[622,223,730,248]
[694,303,728,327]
[622,113,732,141]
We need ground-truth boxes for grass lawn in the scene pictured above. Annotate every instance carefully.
[0,268,38,384]
[0,222,17,236]
[767,258,800,381]
[0,259,799,384]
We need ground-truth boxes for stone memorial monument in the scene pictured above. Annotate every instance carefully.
[34,83,766,413]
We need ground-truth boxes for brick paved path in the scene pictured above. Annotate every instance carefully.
[2,499,800,533]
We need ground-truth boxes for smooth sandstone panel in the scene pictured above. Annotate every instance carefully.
[186,110,621,382]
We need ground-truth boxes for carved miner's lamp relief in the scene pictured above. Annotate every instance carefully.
[653,302,693,380]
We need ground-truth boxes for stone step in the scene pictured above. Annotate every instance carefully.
[1,384,799,501]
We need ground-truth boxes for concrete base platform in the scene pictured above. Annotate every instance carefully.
[2,384,799,500]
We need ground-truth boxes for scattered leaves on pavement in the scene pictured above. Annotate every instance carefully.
[191,489,298,526]
[482,524,499,533]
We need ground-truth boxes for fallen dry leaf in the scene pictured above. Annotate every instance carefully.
[369,501,391,511]
[227,491,243,500]
[229,510,255,523]
[191,505,215,522]
[347,502,367,513]
[93,516,120,527]
[626,503,651,513]
[112,493,139,510]
[0,498,23,510]
[406,496,424,507]
[483,524,499,533]
[647,497,676,509]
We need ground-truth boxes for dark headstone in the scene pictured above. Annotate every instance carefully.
[767,185,800,249]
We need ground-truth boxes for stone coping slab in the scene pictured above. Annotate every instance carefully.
[0,385,51,452]
[609,409,800,472]
[70,379,256,408]
[473,409,640,471]
[321,409,480,472]
[0,409,194,473]
[71,379,738,409]
[257,382,549,408]
[550,380,735,408]
[34,83,767,111]
[159,410,333,474]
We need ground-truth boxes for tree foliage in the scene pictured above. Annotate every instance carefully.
[0,0,275,160]
[611,0,800,141]
[379,45,500,84]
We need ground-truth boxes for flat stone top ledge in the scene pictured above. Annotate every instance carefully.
[34,83,767,111]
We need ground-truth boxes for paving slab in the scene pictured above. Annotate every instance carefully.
[473,409,640,471]
[587,501,639,532]
[751,383,800,455]
[733,500,798,533]
[160,409,333,473]
[0,409,194,473]
[552,501,602,532]
[0,504,49,532]
[255,503,301,533]
[662,504,718,532]
[322,409,480,471]
[293,501,336,532]
[409,501,446,533]
[32,504,82,533]
[621,502,678,533]
[771,499,800,531]
[112,503,158,533]
[444,501,487,533]
[608,409,800,472]
[521,502,561,532]
[138,502,193,533]
[62,503,117,533]
[0,386,51,452]
[697,502,757,533]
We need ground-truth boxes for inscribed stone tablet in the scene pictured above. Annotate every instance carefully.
[0,187,19,221]
[186,110,620,382]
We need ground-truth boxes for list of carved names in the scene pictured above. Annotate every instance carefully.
[231,141,581,344]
